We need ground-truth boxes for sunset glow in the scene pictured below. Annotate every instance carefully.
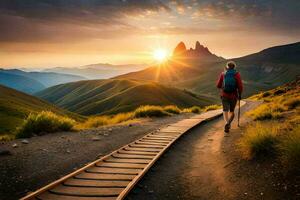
[0,1,299,68]
[153,49,168,62]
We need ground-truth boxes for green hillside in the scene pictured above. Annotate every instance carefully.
[117,42,300,99]
[36,79,214,115]
[0,85,80,135]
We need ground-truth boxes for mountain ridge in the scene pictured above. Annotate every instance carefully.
[0,84,80,135]
[36,79,214,115]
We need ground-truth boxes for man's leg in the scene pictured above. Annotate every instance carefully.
[223,111,229,124]
[227,98,237,129]
[222,97,230,134]
[228,112,235,124]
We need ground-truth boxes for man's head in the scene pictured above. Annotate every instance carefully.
[226,61,236,70]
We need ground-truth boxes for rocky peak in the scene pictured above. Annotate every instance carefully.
[172,41,224,62]
[173,41,187,55]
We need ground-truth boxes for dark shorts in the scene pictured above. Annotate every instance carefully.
[221,97,237,112]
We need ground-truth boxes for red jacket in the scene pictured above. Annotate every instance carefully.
[216,71,243,99]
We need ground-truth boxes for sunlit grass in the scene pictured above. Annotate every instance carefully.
[76,112,135,129]
[203,104,221,112]
[246,103,284,120]
[16,111,75,138]
[163,105,181,114]
[238,122,280,160]
[278,125,300,170]
[182,106,202,114]
[134,105,171,118]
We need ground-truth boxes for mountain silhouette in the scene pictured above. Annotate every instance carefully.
[172,41,224,61]
[116,41,300,99]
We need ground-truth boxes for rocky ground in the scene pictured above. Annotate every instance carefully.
[0,114,191,200]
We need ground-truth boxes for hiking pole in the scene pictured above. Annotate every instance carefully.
[238,97,241,127]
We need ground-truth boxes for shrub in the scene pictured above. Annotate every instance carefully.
[203,104,221,112]
[278,125,300,170]
[262,91,271,98]
[0,134,15,141]
[273,89,285,96]
[238,122,279,160]
[163,105,181,114]
[283,98,300,110]
[16,111,75,138]
[247,104,283,121]
[182,106,202,114]
[134,105,171,118]
[78,113,134,129]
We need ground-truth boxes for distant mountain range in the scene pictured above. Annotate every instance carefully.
[0,85,79,134]
[43,63,146,79]
[0,69,86,93]
[1,41,299,121]
[36,79,214,115]
[117,41,300,98]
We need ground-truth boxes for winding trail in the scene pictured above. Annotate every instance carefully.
[128,101,288,200]
[20,109,223,200]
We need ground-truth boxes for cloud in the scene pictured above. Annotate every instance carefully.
[0,0,299,44]
[0,0,170,42]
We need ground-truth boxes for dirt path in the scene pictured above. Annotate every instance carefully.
[0,114,191,200]
[128,101,291,200]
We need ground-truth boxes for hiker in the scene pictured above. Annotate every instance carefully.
[216,61,243,134]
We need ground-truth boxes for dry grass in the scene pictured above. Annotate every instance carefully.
[284,97,300,110]
[246,104,284,121]
[238,122,280,160]
[182,106,202,114]
[134,105,171,118]
[203,104,221,112]
[77,112,135,129]
[16,111,75,138]
[163,105,181,114]
[278,125,300,170]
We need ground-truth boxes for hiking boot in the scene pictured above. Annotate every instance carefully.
[224,123,230,133]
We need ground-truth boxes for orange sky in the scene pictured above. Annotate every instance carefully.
[0,0,299,68]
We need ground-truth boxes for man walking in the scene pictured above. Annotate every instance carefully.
[216,61,243,135]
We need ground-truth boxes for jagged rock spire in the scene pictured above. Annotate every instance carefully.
[173,41,187,55]
[195,41,201,50]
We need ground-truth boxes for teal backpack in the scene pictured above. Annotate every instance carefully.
[223,69,237,93]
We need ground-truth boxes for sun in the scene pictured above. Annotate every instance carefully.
[153,49,168,62]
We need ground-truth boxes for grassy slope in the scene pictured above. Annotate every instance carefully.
[36,79,214,115]
[116,42,300,99]
[0,71,46,94]
[0,85,81,135]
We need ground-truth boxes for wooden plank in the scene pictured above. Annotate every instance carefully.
[128,144,164,149]
[146,135,175,139]
[159,127,190,132]
[139,139,170,144]
[112,153,154,159]
[148,134,177,138]
[75,173,135,181]
[134,141,167,146]
[144,137,174,141]
[155,129,182,133]
[37,192,117,200]
[64,179,129,188]
[86,167,142,175]
[123,147,161,152]
[117,150,157,156]
[50,185,123,197]
[104,158,150,164]
[96,162,147,169]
